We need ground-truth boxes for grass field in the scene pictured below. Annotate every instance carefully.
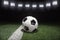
[0,23,60,40]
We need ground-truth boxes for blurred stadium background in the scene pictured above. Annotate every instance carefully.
[0,0,60,40]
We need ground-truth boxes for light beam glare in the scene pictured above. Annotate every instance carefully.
[18,4,23,7]
[25,4,30,8]
[39,4,44,8]
[46,3,51,7]
[52,0,58,6]
[32,4,37,8]
[3,1,9,5]
[10,2,15,7]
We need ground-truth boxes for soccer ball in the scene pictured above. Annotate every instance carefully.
[22,16,38,32]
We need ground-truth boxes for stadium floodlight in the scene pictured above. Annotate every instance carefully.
[10,2,15,7]
[46,3,51,7]
[25,4,30,8]
[18,4,23,7]
[39,4,44,8]
[52,0,58,6]
[3,0,9,5]
[32,4,37,8]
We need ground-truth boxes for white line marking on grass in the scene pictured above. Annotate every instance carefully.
[8,25,24,40]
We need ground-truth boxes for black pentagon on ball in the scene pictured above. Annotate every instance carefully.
[21,26,29,32]
[23,17,27,22]
[31,20,36,25]
[24,26,29,31]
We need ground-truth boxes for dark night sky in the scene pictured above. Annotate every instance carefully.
[0,0,60,23]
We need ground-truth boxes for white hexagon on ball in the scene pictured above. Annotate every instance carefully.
[22,16,38,32]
